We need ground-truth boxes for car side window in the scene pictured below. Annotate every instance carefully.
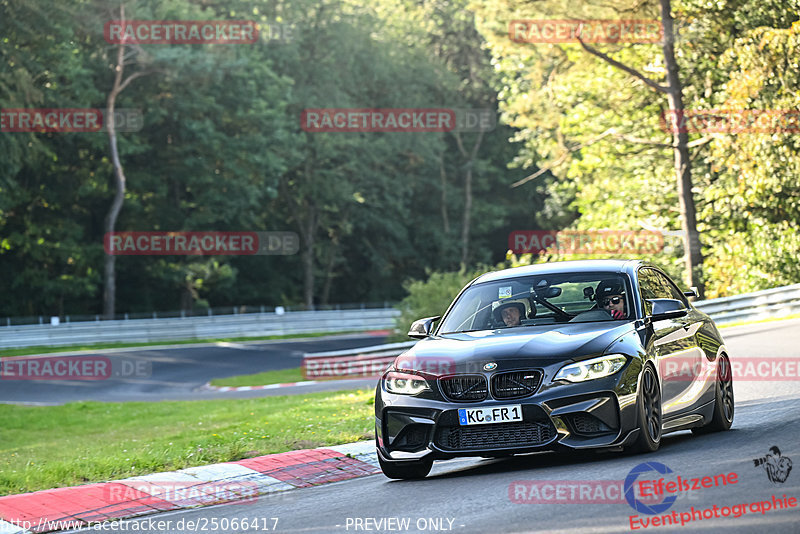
[638,268,669,315]
[654,270,689,306]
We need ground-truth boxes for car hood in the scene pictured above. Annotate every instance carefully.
[395,322,634,375]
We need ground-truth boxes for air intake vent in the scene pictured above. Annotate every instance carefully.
[435,421,556,450]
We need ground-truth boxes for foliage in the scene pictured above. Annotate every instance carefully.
[392,265,496,341]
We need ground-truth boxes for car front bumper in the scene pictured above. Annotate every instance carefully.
[375,362,643,463]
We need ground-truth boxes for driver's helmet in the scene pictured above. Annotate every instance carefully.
[595,279,626,301]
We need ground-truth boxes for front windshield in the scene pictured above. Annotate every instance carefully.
[438,272,632,333]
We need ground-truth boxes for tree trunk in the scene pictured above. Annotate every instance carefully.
[320,239,338,305]
[455,131,484,267]
[102,7,128,319]
[659,0,704,296]
[460,161,472,266]
[298,202,317,310]
[439,153,450,234]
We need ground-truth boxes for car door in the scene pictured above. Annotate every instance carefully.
[643,268,709,418]
[638,268,701,419]
[652,269,715,415]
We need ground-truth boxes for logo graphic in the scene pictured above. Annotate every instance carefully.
[484,362,498,371]
[753,446,793,484]
[624,462,677,515]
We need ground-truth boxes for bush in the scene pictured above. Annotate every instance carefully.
[391,266,496,342]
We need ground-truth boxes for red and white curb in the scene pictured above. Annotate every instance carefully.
[0,442,378,533]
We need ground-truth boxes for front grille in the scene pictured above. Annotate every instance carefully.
[440,375,488,402]
[492,370,542,399]
[434,421,556,450]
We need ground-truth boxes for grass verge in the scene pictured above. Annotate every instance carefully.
[0,389,374,495]
[0,330,371,359]
[209,367,306,387]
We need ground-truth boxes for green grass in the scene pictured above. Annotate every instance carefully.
[0,389,375,495]
[0,330,367,358]
[210,367,305,387]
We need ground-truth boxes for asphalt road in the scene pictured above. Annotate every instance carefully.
[64,318,800,534]
[0,334,384,404]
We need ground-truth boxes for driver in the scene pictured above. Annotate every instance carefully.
[494,301,524,327]
[596,279,627,319]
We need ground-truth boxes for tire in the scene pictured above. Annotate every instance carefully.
[378,454,433,480]
[628,364,662,454]
[692,354,734,434]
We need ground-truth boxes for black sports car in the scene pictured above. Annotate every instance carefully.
[375,260,734,479]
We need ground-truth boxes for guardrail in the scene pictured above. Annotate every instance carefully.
[693,283,800,325]
[1,283,798,351]
[0,309,401,350]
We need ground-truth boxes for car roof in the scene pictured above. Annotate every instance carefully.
[472,259,644,285]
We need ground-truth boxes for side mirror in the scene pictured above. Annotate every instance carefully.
[408,316,441,339]
[647,298,689,321]
[683,287,699,298]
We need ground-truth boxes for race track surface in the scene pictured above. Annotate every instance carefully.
[60,319,800,534]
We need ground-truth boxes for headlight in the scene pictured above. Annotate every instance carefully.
[384,370,430,395]
[554,354,627,383]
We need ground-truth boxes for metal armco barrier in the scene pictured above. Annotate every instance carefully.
[693,283,800,325]
[1,284,798,351]
[302,283,800,379]
[0,309,400,350]
[302,341,416,380]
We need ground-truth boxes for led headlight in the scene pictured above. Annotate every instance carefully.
[384,370,430,395]
[554,354,627,383]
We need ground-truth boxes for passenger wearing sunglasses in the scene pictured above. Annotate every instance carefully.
[596,279,627,320]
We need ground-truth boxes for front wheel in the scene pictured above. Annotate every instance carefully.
[378,454,433,480]
[692,354,734,434]
[628,364,662,454]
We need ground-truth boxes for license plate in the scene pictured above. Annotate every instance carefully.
[458,404,523,426]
